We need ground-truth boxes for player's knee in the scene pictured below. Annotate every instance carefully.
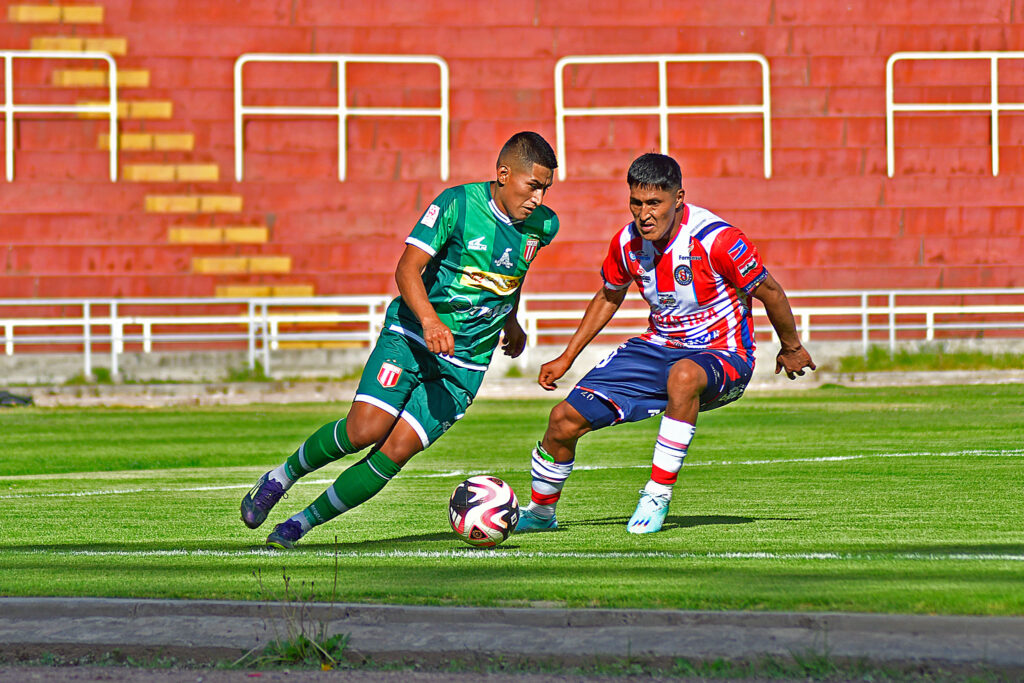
[667,360,706,397]
[344,421,378,450]
[547,401,590,442]
[345,405,394,449]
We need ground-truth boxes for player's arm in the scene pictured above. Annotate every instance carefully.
[395,245,454,356]
[501,291,527,358]
[538,285,628,390]
[750,272,816,379]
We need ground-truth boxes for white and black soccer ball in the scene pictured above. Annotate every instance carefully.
[448,475,519,548]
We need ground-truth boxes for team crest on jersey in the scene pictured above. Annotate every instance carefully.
[376,362,402,388]
[523,237,540,263]
[673,265,693,285]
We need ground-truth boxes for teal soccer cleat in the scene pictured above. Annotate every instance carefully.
[626,490,670,534]
[515,508,558,533]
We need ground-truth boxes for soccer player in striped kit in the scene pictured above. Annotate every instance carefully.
[517,153,815,535]
[240,132,559,548]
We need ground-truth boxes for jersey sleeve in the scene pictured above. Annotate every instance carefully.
[709,227,768,294]
[532,206,557,246]
[600,232,631,290]
[406,188,459,256]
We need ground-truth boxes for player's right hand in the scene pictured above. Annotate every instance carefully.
[422,318,454,356]
[538,356,572,391]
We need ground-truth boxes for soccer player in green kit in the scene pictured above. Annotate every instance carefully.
[241,132,559,548]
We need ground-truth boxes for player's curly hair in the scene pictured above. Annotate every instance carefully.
[498,131,558,171]
[627,153,682,191]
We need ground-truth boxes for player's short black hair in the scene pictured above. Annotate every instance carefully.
[497,131,558,171]
[627,153,682,192]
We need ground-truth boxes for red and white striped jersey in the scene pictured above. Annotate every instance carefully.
[600,204,768,357]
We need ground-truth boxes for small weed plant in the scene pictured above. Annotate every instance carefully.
[234,540,349,670]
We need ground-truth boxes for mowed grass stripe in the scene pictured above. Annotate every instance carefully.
[1,385,1022,613]
[2,448,1023,499]
[8,548,1024,562]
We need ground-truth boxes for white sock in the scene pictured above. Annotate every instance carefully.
[646,417,695,500]
[289,512,312,533]
[526,444,574,519]
[268,463,296,491]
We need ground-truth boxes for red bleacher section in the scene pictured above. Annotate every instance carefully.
[1,0,1023,301]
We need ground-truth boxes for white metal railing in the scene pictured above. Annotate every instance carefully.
[234,53,449,182]
[522,289,1024,353]
[554,54,772,181]
[886,51,1024,177]
[0,296,390,377]
[1,50,118,181]
[2,290,1023,378]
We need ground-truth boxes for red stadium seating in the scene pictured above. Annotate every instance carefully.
[1,0,1022,302]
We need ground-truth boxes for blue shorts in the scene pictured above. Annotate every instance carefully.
[566,338,754,430]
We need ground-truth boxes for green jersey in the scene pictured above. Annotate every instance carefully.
[383,181,559,370]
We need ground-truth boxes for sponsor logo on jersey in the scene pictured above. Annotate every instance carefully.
[678,255,702,261]
[523,237,540,263]
[739,257,759,277]
[420,204,441,228]
[377,362,402,388]
[460,267,522,295]
[467,236,488,251]
[494,247,514,269]
[448,295,474,312]
[728,238,748,261]
[673,264,693,285]
[658,293,676,306]
[640,274,652,284]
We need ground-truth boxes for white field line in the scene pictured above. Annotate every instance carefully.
[4,548,1023,562]
[2,449,1024,500]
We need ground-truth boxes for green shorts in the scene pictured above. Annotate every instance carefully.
[354,329,486,449]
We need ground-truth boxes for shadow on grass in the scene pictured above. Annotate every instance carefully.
[562,514,775,530]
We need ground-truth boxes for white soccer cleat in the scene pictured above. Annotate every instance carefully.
[627,490,670,534]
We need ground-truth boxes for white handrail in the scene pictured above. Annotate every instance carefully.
[2,290,1023,377]
[554,53,772,181]
[1,50,118,181]
[886,51,1024,177]
[234,53,449,182]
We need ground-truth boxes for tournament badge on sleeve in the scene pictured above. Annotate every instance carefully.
[377,362,403,388]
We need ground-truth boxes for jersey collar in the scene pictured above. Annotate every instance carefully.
[488,198,522,226]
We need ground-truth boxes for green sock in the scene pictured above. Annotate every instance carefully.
[283,419,358,480]
[302,450,402,528]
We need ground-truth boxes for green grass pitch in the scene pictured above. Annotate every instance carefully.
[1,384,1022,615]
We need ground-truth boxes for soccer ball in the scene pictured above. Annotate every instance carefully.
[448,475,519,547]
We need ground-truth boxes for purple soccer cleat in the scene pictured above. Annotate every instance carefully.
[240,473,286,529]
[266,519,305,549]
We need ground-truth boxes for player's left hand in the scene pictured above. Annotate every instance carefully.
[501,320,527,358]
[775,345,816,380]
